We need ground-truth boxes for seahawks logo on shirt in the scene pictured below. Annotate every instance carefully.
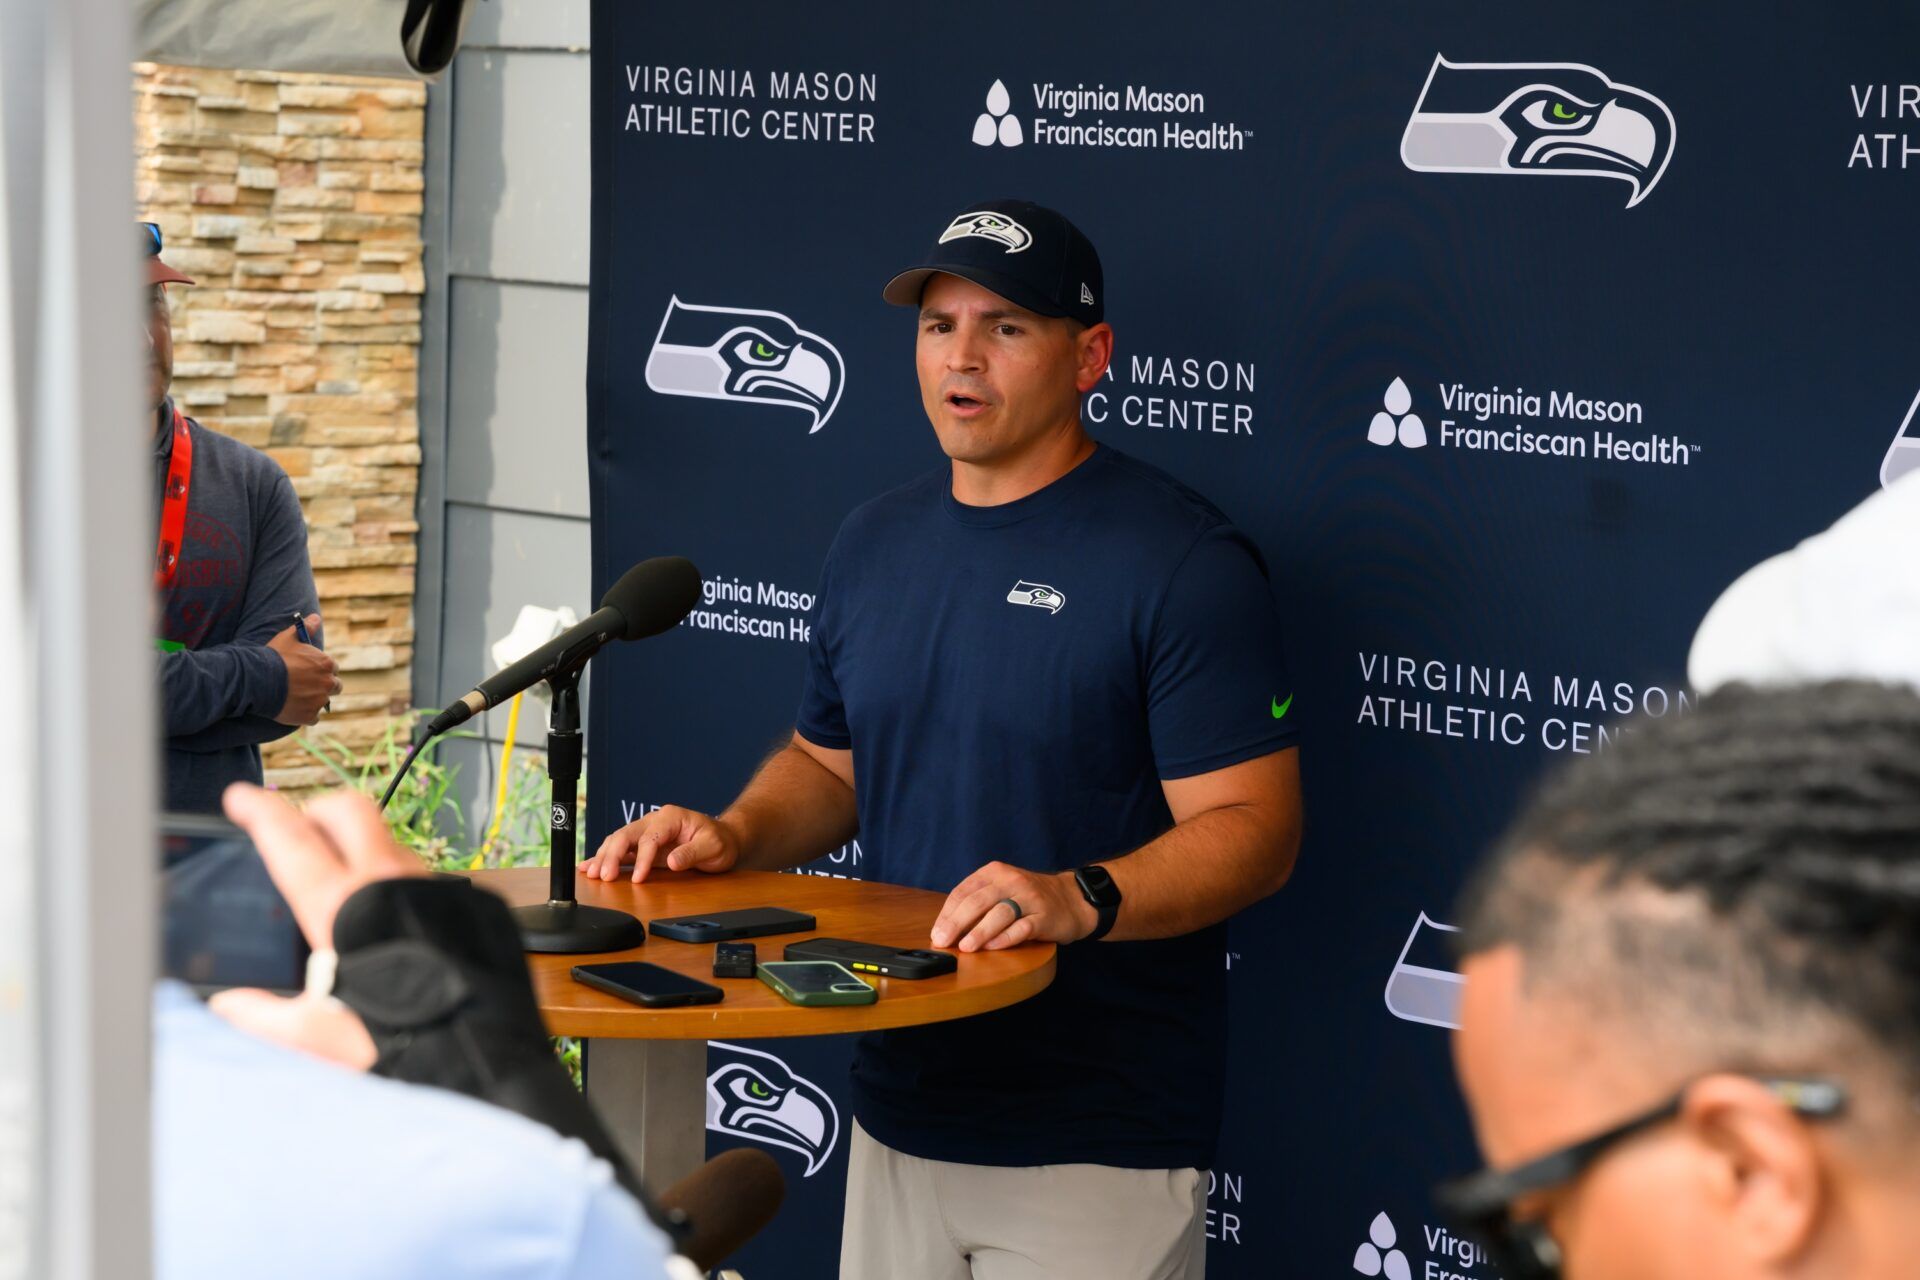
[938,211,1034,254]
[1007,580,1064,613]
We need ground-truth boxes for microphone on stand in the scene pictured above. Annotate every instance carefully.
[381,557,702,811]
[422,556,703,739]
[380,555,702,953]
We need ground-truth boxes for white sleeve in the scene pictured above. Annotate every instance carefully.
[558,1180,682,1280]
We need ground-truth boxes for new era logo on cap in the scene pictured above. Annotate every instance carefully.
[882,198,1105,327]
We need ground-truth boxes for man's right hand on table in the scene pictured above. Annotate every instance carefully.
[583,804,743,882]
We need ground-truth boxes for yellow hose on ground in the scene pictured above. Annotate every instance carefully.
[471,690,524,869]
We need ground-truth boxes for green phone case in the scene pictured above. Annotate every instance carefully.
[756,960,878,1007]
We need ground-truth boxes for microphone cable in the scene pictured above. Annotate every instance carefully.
[379,730,433,812]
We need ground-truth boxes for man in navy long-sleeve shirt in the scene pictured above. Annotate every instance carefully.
[146,223,338,812]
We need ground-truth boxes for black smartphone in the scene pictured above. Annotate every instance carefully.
[572,962,725,1008]
[162,813,309,994]
[782,937,957,979]
[648,906,817,943]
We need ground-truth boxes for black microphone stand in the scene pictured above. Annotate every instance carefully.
[510,664,649,953]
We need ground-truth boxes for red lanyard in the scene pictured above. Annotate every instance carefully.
[155,408,194,590]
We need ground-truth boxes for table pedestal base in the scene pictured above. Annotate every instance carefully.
[584,1038,707,1188]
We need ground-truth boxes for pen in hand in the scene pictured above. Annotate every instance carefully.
[292,611,329,712]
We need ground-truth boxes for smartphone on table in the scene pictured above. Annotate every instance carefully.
[782,937,957,979]
[572,962,724,1008]
[648,906,816,943]
[756,960,877,1007]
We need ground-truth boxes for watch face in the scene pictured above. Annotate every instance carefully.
[1077,865,1120,904]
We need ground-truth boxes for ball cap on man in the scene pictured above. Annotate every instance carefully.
[883,198,1104,327]
[144,220,195,287]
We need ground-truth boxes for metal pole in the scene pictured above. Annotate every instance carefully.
[4,0,155,1275]
[510,664,647,954]
[546,668,584,904]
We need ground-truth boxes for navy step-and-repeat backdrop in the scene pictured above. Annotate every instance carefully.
[582,4,1918,1275]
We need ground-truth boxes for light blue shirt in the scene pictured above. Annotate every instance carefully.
[152,982,675,1280]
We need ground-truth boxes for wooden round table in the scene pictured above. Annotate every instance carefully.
[470,866,1056,1184]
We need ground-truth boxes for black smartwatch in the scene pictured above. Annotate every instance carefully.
[1071,864,1122,942]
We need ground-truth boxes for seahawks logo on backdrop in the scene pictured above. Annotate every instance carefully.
[644,297,846,434]
[938,211,1033,254]
[1400,56,1676,207]
[706,1042,840,1176]
[1384,913,1464,1030]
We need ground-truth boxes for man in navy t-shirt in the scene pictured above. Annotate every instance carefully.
[586,199,1303,1278]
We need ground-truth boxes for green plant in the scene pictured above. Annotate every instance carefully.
[294,713,566,873]
[465,746,561,872]
[554,1037,583,1090]
[297,713,470,868]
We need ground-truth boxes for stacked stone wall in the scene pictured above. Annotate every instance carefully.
[134,63,426,786]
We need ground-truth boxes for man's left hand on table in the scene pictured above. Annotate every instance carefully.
[931,861,1099,952]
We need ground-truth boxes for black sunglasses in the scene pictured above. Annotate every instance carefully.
[141,221,163,256]
[1433,1075,1845,1280]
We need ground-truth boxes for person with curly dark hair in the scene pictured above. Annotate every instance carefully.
[1439,680,1920,1280]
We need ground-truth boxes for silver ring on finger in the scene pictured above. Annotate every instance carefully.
[997,897,1023,923]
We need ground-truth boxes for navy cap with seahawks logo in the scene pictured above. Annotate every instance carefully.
[883,198,1104,327]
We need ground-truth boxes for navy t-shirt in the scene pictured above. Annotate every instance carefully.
[796,443,1297,1170]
